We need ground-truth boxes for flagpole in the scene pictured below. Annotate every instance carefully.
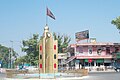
[46,7,48,26]
[46,13,48,26]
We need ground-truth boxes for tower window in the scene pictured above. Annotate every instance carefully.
[54,54,56,59]
[40,64,42,68]
[54,45,56,50]
[54,63,56,68]
[40,55,42,59]
[40,45,42,51]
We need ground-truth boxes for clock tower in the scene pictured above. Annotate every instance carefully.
[39,25,58,73]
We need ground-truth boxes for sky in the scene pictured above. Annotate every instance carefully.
[0,0,120,56]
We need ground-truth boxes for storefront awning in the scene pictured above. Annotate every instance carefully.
[84,59,92,63]
[116,53,120,59]
[96,59,104,63]
[84,59,88,62]
[104,59,112,63]
[75,60,80,63]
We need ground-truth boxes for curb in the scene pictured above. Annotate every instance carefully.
[88,70,115,73]
[4,76,88,80]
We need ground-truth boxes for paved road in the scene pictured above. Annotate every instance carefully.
[0,73,6,80]
[83,72,120,80]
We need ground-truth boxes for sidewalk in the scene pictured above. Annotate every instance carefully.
[4,76,89,80]
[0,68,6,73]
[88,69,115,73]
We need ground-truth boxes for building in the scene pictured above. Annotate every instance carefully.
[57,53,67,71]
[67,42,120,70]
[58,53,67,66]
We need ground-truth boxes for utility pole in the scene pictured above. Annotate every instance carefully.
[8,48,11,69]
[10,40,13,69]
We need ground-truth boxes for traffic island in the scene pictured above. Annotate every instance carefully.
[5,69,88,79]
[6,69,28,78]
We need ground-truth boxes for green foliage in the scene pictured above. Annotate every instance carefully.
[22,34,39,66]
[19,32,71,66]
[53,32,71,53]
[0,44,18,68]
[15,55,29,65]
[111,16,120,31]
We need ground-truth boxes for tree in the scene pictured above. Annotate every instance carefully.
[21,32,71,65]
[111,16,120,32]
[0,44,18,68]
[14,55,27,65]
[53,32,71,53]
[22,34,39,65]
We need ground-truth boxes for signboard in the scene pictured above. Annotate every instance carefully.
[75,30,89,41]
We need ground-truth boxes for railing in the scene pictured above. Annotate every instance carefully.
[62,56,76,65]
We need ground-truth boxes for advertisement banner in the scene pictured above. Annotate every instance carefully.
[75,30,89,41]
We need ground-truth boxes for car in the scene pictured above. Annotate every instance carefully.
[113,62,120,72]
[17,65,28,73]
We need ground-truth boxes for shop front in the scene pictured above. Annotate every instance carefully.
[116,53,120,63]
[96,59,104,66]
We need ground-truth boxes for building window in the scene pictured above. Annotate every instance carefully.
[76,46,83,53]
[76,46,79,53]
[97,46,103,55]
[93,46,97,51]
[40,55,42,59]
[97,49,102,55]
[79,46,83,53]
[89,49,92,54]
[54,54,56,59]
[115,47,119,53]
[88,46,92,54]
[106,47,110,54]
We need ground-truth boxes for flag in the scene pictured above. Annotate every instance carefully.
[47,7,55,20]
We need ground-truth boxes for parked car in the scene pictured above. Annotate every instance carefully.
[17,65,28,73]
[18,68,28,72]
[113,62,120,72]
